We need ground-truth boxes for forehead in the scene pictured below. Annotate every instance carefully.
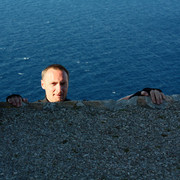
[44,68,68,82]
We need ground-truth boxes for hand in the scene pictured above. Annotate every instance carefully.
[7,96,28,107]
[141,89,166,104]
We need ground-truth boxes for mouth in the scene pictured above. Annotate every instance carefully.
[55,94,64,99]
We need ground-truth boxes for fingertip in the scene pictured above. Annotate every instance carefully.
[141,91,149,96]
[163,94,166,99]
[23,98,28,103]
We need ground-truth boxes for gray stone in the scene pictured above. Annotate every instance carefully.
[0,95,179,179]
[171,94,180,101]
[76,101,85,107]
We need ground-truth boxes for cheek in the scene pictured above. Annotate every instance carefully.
[47,86,55,92]
[62,85,68,91]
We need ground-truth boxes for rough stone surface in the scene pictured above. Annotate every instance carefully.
[0,96,180,179]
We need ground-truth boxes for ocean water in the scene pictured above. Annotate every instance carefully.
[0,0,180,102]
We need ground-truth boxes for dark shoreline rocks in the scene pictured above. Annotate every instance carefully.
[0,95,180,179]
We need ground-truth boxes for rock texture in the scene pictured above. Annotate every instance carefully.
[0,95,180,179]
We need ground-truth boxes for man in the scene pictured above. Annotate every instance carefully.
[6,64,165,107]
[7,64,69,107]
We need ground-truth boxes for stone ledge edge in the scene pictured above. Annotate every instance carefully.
[0,94,179,110]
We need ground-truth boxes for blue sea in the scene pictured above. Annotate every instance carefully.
[0,0,180,102]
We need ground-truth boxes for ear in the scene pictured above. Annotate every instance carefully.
[41,80,45,90]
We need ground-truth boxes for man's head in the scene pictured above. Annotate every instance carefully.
[41,64,69,102]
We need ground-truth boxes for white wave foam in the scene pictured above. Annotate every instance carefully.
[23,57,30,60]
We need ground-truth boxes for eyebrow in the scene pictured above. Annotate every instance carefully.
[50,81,66,84]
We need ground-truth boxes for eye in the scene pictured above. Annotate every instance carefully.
[60,82,66,86]
[52,82,57,86]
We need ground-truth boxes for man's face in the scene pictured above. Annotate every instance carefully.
[41,68,69,102]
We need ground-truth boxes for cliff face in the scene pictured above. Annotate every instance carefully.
[0,95,180,179]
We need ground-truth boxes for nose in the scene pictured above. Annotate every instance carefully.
[56,84,63,93]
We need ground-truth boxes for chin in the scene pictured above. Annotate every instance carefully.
[55,97,64,102]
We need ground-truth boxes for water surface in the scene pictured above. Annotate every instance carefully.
[0,0,180,101]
